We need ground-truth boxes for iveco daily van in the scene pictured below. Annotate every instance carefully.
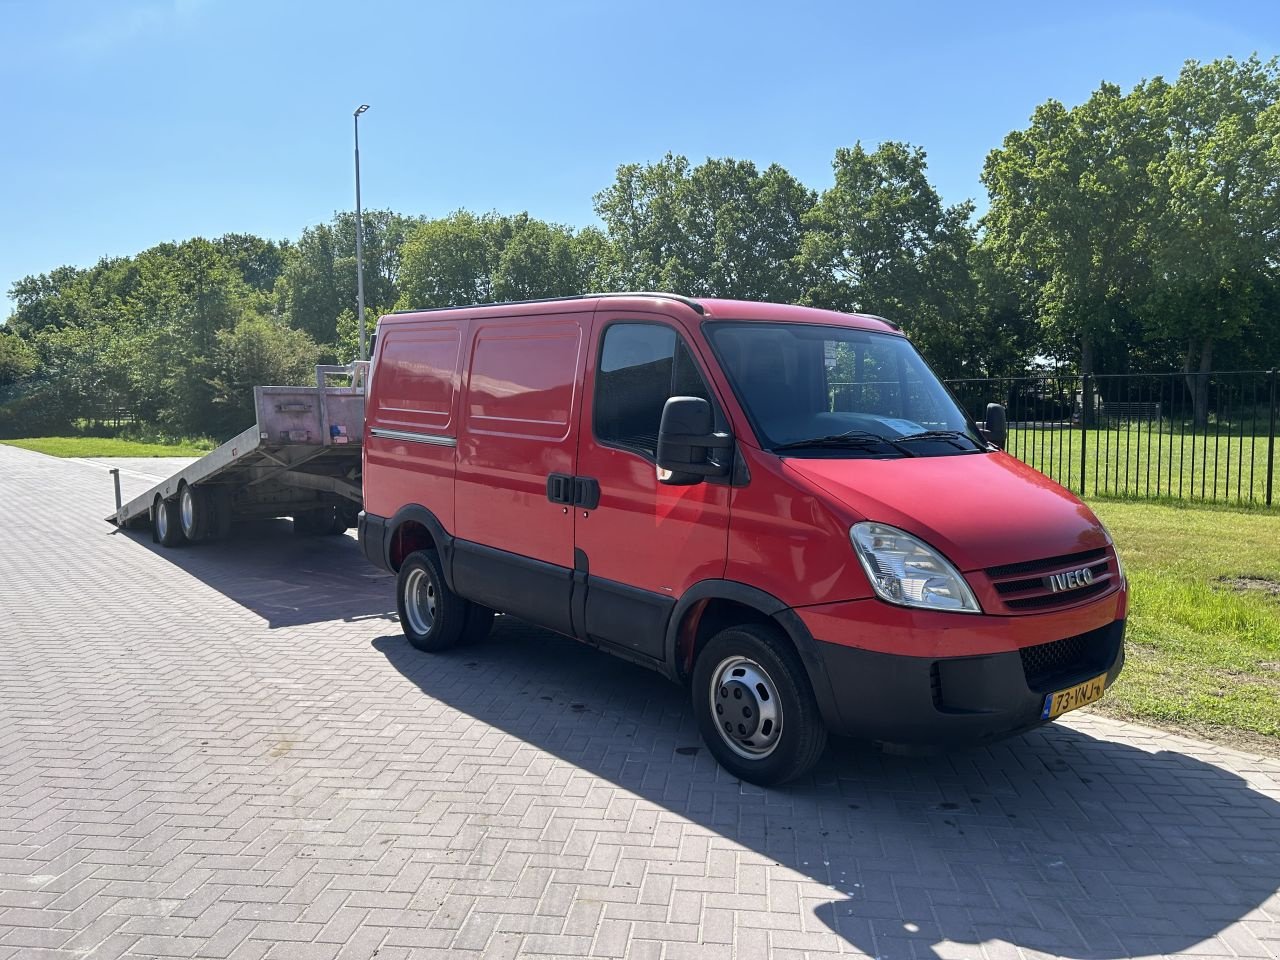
[359,294,1126,784]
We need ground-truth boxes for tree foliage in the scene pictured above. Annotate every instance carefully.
[800,142,982,376]
[594,153,814,301]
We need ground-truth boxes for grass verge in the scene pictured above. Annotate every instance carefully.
[1087,498,1280,753]
[0,436,214,458]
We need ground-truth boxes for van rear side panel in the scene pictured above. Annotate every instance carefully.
[454,313,588,572]
[364,320,464,530]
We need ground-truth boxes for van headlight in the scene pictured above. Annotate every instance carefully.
[850,522,981,613]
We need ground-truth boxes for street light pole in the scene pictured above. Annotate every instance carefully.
[353,104,370,362]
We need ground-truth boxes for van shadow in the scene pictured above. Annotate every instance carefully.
[121,520,398,629]
[374,618,1280,959]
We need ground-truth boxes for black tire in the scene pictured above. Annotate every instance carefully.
[178,484,209,542]
[691,623,828,786]
[152,496,186,548]
[326,507,351,536]
[396,549,473,651]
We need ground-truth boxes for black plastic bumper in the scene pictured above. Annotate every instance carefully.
[358,511,391,572]
[812,620,1126,747]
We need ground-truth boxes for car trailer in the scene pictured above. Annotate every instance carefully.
[108,363,368,546]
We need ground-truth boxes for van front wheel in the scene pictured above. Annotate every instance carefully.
[396,549,473,652]
[692,623,828,786]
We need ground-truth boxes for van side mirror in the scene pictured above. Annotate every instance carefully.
[983,402,1007,449]
[656,396,733,485]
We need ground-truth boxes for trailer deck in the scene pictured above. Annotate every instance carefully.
[110,363,367,543]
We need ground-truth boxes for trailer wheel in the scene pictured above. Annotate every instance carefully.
[152,496,186,548]
[396,549,474,651]
[178,484,209,542]
[691,623,828,786]
[326,508,352,536]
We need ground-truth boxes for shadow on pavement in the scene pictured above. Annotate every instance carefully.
[120,519,398,629]
[374,616,1280,959]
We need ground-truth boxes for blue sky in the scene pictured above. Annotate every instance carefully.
[3,0,1277,305]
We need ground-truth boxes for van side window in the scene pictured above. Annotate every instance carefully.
[595,323,712,458]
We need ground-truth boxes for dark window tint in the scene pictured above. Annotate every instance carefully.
[595,323,711,458]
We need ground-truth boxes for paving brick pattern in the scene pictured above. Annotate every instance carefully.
[1,443,1277,959]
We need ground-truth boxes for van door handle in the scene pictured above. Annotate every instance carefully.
[546,473,574,505]
[574,477,600,510]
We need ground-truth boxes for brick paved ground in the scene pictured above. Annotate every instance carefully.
[1,442,1277,959]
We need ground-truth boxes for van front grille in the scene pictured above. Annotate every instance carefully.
[985,548,1114,613]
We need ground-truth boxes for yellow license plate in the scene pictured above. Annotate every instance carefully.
[1041,673,1107,719]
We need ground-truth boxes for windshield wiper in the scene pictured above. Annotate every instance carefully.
[773,430,914,456]
[894,429,981,450]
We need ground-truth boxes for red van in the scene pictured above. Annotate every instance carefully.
[359,294,1126,784]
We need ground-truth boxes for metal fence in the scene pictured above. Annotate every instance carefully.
[945,369,1279,507]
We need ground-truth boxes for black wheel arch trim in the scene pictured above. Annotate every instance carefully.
[383,504,457,586]
[664,579,840,727]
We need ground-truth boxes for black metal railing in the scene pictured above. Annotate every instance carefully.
[945,369,1279,507]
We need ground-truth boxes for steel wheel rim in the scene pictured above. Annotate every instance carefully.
[180,488,194,532]
[403,567,437,636]
[156,502,168,540]
[709,655,783,759]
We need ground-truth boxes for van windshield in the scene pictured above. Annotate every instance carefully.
[704,322,985,457]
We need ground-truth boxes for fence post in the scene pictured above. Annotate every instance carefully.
[1079,374,1090,496]
[1267,368,1277,508]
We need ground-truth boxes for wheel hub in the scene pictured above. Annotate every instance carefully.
[404,568,437,636]
[718,678,762,738]
[709,656,783,759]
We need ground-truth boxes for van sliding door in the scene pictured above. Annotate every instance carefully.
[452,310,591,635]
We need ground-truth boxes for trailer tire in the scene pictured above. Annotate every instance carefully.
[691,622,828,786]
[179,484,209,542]
[152,496,186,548]
[326,508,351,536]
[396,549,473,651]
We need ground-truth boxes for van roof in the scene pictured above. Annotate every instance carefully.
[383,293,901,334]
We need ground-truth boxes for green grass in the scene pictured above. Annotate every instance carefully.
[1007,424,1276,505]
[1087,498,1280,751]
[0,436,214,458]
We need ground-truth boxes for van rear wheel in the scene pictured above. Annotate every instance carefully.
[396,549,477,652]
[691,623,827,786]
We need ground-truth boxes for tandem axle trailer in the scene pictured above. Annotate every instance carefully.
[109,363,368,546]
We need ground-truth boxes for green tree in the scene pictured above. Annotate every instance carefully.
[0,331,38,388]
[277,210,421,346]
[981,80,1168,380]
[800,142,981,375]
[396,211,590,310]
[208,316,321,436]
[594,153,814,300]
[215,233,287,293]
[1145,56,1280,425]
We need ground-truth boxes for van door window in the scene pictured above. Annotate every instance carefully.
[595,322,713,459]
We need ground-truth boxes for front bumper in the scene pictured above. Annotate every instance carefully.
[804,617,1126,747]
